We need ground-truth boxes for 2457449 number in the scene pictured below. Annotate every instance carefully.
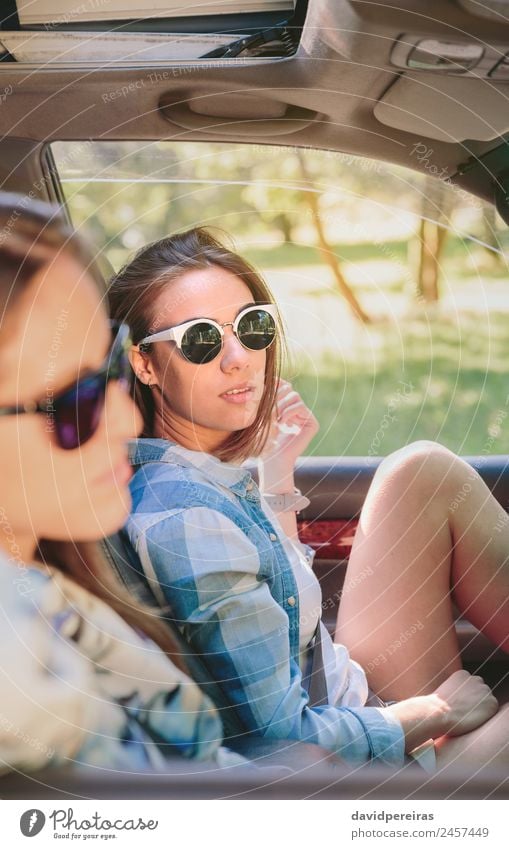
[436,828,489,838]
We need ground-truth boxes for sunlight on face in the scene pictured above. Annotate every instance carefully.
[149,266,267,449]
[0,253,142,557]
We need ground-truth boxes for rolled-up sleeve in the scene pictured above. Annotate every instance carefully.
[128,506,405,767]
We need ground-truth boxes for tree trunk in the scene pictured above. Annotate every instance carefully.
[274,212,294,243]
[416,181,453,303]
[480,204,504,269]
[295,151,371,324]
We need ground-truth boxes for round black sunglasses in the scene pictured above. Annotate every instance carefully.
[0,321,132,450]
[138,304,277,365]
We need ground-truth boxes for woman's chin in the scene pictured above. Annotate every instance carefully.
[73,489,132,540]
[223,406,259,430]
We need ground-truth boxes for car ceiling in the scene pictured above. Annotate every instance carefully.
[1,0,509,207]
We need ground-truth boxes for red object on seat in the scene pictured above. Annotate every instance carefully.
[297,519,359,559]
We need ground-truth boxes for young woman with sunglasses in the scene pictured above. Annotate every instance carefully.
[0,196,243,774]
[109,227,508,774]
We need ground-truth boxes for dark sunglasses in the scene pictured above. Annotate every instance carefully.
[138,303,278,365]
[0,321,132,450]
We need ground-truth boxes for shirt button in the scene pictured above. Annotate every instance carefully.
[269,532,277,541]
[287,596,296,607]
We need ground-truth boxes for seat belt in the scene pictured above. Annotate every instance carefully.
[304,623,329,707]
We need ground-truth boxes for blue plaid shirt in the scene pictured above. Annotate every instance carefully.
[125,438,405,767]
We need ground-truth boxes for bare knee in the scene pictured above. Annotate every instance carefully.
[378,440,456,476]
[373,441,469,507]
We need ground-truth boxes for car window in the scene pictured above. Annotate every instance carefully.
[51,140,509,457]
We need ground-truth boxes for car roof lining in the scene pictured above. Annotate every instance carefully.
[0,0,508,206]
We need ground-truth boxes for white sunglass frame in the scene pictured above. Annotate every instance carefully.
[138,303,278,357]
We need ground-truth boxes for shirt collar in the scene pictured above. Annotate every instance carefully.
[127,437,256,498]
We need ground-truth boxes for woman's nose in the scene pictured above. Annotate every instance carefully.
[220,328,250,372]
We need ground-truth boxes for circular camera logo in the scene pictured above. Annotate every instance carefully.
[20,810,46,837]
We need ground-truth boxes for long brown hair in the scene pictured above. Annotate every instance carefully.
[0,193,185,671]
[108,227,282,463]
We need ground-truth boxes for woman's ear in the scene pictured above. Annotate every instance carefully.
[129,346,158,387]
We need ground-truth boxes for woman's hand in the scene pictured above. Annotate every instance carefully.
[384,670,499,752]
[433,669,499,737]
[259,380,320,482]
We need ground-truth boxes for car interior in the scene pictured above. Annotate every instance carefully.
[1,0,509,799]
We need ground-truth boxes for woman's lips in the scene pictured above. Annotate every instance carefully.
[220,386,255,404]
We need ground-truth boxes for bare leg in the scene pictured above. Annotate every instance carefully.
[335,441,509,700]
[435,704,509,772]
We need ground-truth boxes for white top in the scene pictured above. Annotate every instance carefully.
[260,496,369,708]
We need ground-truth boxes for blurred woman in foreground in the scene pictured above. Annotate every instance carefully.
[0,195,235,774]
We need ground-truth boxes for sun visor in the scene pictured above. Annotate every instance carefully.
[374,72,509,143]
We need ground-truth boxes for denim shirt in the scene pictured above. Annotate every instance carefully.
[125,438,405,768]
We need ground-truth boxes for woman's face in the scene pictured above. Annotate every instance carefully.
[0,252,142,558]
[146,266,267,442]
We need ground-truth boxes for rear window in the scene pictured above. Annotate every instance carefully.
[51,140,509,457]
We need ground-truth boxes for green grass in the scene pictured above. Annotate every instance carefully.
[243,236,509,458]
[244,238,410,270]
[291,311,509,457]
[247,239,509,457]
[244,234,496,268]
